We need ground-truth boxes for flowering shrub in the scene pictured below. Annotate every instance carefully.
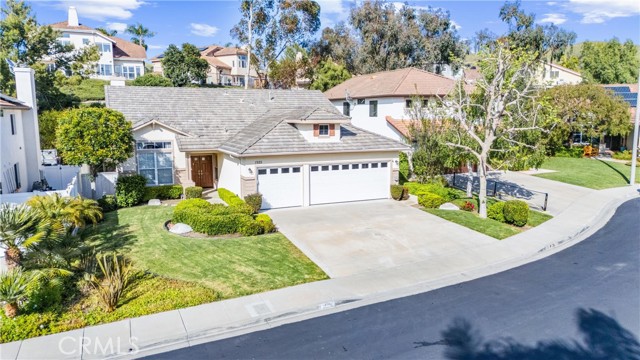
[461,201,475,212]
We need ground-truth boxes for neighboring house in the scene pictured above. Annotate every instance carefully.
[324,67,457,143]
[151,45,259,87]
[0,68,42,194]
[537,63,583,87]
[49,7,146,80]
[106,87,407,209]
[603,84,639,151]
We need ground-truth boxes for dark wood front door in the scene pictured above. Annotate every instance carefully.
[191,155,214,188]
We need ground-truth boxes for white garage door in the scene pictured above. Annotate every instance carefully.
[257,166,303,209]
[310,161,390,205]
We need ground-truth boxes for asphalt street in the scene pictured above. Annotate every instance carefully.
[146,198,640,360]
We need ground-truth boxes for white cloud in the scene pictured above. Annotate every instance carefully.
[546,2,557,5]
[54,0,145,21]
[106,22,127,33]
[557,0,640,24]
[450,20,461,30]
[147,44,167,50]
[190,23,219,37]
[538,13,567,24]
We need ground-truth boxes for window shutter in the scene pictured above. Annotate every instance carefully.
[329,124,335,136]
[313,124,319,137]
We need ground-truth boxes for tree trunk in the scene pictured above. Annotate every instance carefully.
[4,248,21,270]
[3,302,18,318]
[466,160,473,198]
[478,157,488,218]
[245,1,252,90]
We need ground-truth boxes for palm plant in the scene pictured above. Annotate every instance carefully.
[86,253,135,312]
[0,204,45,269]
[27,194,103,232]
[0,269,34,318]
[125,23,155,50]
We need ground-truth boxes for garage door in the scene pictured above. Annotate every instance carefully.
[310,161,390,205]
[257,166,303,209]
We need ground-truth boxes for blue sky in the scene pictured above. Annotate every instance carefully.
[26,0,640,59]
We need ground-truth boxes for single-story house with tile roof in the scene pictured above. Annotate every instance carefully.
[106,86,408,209]
[324,67,460,143]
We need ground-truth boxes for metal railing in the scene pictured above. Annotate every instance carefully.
[449,173,549,211]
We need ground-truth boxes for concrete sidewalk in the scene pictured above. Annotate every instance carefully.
[1,186,637,360]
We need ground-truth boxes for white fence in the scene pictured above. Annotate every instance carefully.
[42,165,81,190]
[95,172,118,199]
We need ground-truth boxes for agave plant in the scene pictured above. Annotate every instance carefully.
[0,204,45,269]
[0,269,34,318]
[86,253,136,312]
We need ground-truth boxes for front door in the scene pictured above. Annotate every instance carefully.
[191,155,214,188]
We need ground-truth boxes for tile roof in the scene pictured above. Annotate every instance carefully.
[324,67,456,100]
[0,93,30,110]
[106,87,408,155]
[49,21,93,31]
[549,63,582,77]
[214,47,247,56]
[203,56,232,70]
[385,116,416,138]
[109,36,147,59]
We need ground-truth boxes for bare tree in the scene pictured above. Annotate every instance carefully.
[444,42,546,218]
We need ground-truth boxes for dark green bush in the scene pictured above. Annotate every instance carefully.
[172,198,258,236]
[554,146,583,158]
[418,193,446,208]
[390,185,404,200]
[244,193,263,213]
[142,185,183,201]
[24,278,63,313]
[255,214,276,233]
[97,195,118,212]
[399,152,410,184]
[217,188,244,206]
[487,202,506,223]
[115,174,148,207]
[503,200,529,227]
[185,186,203,199]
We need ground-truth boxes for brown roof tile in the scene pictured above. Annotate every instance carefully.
[0,94,30,110]
[214,47,247,56]
[385,116,417,138]
[203,56,232,69]
[49,21,94,31]
[325,68,456,100]
[109,36,147,59]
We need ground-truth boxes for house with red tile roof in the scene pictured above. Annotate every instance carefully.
[324,67,457,143]
[150,45,259,87]
[49,7,147,80]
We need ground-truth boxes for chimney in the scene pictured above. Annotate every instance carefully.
[14,67,42,187]
[68,6,79,27]
[14,67,37,111]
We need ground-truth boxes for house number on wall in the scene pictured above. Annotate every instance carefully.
[254,161,262,164]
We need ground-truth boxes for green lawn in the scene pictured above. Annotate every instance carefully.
[91,206,328,299]
[535,157,639,189]
[424,208,553,240]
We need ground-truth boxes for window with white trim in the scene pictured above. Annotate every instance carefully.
[10,114,16,135]
[136,141,174,185]
[319,124,329,136]
[97,42,111,53]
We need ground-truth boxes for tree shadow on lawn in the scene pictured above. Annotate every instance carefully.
[597,159,631,184]
[415,308,640,360]
[86,211,136,254]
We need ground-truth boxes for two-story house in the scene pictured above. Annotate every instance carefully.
[49,7,146,80]
[0,68,42,195]
[536,62,583,87]
[324,68,457,143]
[106,86,407,209]
[151,45,259,87]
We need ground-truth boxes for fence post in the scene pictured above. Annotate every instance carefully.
[453,172,456,187]
[493,181,498,197]
[543,193,549,211]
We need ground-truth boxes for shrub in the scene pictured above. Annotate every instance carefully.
[554,146,584,158]
[172,199,256,236]
[244,193,263,213]
[503,200,529,227]
[255,214,276,233]
[399,152,410,184]
[115,175,147,207]
[142,185,183,202]
[0,269,33,318]
[418,193,446,208]
[406,182,459,202]
[185,186,203,199]
[24,277,63,313]
[613,150,632,160]
[461,201,475,212]
[86,253,136,312]
[401,186,410,200]
[487,202,506,223]
[390,185,404,200]
[232,203,255,216]
[217,188,244,206]
[0,311,60,343]
[97,195,118,213]
[239,219,264,236]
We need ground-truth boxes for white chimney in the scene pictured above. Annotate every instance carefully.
[13,67,42,188]
[14,67,37,110]
[68,6,79,27]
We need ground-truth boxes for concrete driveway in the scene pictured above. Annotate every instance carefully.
[268,200,496,278]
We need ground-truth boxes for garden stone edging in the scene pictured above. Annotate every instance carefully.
[438,202,459,210]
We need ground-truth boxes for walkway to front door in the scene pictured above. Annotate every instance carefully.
[191,155,214,188]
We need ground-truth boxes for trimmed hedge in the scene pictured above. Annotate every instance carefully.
[418,193,446,208]
[97,195,118,213]
[390,185,404,200]
[217,188,244,207]
[405,182,459,202]
[185,186,203,199]
[503,200,529,227]
[142,185,183,202]
[115,174,148,207]
[244,193,263,213]
[172,198,265,236]
[487,201,506,222]
[256,214,276,233]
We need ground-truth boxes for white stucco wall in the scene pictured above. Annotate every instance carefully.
[1,109,29,193]
[538,64,583,86]
[297,123,341,143]
[332,97,408,143]
[217,153,242,195]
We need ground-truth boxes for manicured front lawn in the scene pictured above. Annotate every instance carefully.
[91,206,328,299]
[535,157,639,189]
